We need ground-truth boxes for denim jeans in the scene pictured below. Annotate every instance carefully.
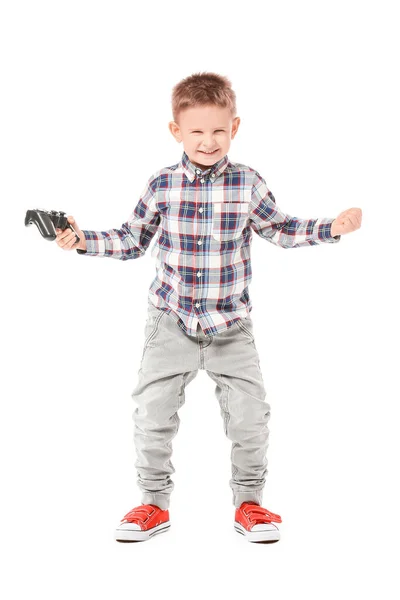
[131,300,271,510]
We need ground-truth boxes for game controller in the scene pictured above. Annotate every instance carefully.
[25,209,80,243]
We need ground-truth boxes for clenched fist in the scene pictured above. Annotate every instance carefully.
[331,208,362,237]
[55,216,87,251]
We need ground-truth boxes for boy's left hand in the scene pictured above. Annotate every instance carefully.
[331,208,362,237]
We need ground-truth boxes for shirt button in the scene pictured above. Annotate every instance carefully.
[200,178,204,183]
[195,303,200,308]
[197,271,202,277]
[199,207,203,213]
[197,240,202,245]
[211,173,215,178]
[196,169,201,174]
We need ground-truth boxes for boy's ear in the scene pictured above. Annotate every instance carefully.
[231,116,241,139]
[169,121,182,142]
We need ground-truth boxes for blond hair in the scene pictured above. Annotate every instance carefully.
[171,71,237,124]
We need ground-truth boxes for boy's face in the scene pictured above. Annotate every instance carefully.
[168,105,240,169]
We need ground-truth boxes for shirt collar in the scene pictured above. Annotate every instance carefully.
[180,150,229,183]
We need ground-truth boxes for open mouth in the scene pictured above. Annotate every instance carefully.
[199,149,218,155]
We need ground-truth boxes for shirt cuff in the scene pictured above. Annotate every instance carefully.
[75,230,105,255]
[314,218,341,243]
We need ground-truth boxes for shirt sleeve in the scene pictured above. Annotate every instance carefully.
[249,171,341,248]
[76,176,160,260]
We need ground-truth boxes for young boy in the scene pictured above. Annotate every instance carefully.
[56,72,362,543]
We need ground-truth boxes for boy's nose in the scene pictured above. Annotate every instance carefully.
[204,135,215,144]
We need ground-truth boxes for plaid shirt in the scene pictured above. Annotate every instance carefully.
[77,150,340,337]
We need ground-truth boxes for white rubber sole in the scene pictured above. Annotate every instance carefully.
[115,521,171,542]
[234,522,280,543]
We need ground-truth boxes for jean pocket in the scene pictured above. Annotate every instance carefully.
[211,202,249,242]
[235,317,255,342]
[141,307,166,360]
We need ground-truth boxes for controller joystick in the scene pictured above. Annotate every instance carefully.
[25,209,80,243]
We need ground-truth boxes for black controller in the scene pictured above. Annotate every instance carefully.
[25,209,80,243]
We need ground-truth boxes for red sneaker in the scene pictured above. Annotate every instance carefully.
[115,504,170,542]
[235,501,282,543]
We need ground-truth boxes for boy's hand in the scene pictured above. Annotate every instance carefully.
[331,208,362,237]
[55,216,87,251]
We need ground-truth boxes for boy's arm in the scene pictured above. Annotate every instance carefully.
[249,171,340,248]
[76,176,160,260]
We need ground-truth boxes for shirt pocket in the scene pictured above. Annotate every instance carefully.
[211,202,249,242]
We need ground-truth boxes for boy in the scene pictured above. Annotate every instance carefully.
[56,72,362,543]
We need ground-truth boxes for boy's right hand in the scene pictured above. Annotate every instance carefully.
[55,215,87,252]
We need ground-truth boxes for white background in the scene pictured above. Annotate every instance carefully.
[1,1,399,598]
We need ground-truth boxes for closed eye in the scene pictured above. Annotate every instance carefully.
[191,130,225,133]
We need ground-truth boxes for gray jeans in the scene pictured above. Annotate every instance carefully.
[131,300,271,509]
